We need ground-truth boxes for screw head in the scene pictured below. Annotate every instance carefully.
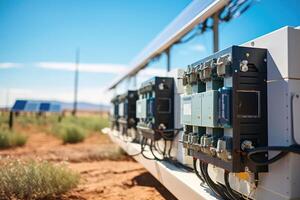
[240,60,249,72]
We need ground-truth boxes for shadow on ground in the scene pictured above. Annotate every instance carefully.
[125,172,178,200]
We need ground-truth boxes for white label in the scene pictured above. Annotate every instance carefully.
[183,103,191,115]
[137,103,141,113]
[119,103,124,116]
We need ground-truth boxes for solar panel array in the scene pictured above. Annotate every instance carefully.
[12,100,27,111]
[12,100,62,113]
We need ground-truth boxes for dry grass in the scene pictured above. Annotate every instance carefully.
[0,159,80,200]
[52,122,86,144]
[50,115,109,144]
[0,128,27,149]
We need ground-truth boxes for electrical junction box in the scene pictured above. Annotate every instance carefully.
[136,98,147,119]
[181,45,268,173]
[168,69,193,167]
[181,91,219,127]
[136,77,174,141]
[201,90,218,127]
[110,95,120,130]
[191,93,202,126]
[238,26,300,200]
[183,26,300,200]
[117,90,138,137]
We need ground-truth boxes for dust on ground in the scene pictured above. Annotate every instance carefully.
[0,125,177,200]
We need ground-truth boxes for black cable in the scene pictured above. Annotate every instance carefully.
[247,146,298,166]
[154,140,165,154]
[199,162,220,197]
[155,128,182,141]
[224,171,245,200]
[149,139,165,161]
[163,139,167,156]
[193,158,205,183]
[218,184,237,200]
[147,136,194,172]
[140,137,156,160]
[167,140,173,158]
[200,161,231,200]
[200,161,222,198]
[125,131,195,173]
[247,93,300,166]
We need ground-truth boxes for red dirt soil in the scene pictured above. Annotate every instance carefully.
[0,125,177,200]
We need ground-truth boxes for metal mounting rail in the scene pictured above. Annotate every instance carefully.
[108,0,228,90]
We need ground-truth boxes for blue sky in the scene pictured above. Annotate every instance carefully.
[0,0,299,106]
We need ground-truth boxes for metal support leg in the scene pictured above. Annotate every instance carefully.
[9,111,13,130]
[133,75,137,89]
[166,48,171,72]
[213,12,219,53]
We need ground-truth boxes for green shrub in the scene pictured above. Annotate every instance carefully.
[61,115,109,132]
[0,113,8,125]
[12,114,60,130]
[52,123,86,144]
[0,128,27,149]
[61,125,85,144]
[0,159,80,199]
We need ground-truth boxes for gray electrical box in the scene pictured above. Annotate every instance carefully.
[136,99,147,119]
[191,93,202,126]
[201,90,218,127]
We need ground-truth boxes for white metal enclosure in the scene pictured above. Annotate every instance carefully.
[241,26,300,200]
[108,26,300,200]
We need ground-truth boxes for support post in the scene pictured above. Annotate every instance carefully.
[72,48,80,116]
[166,48,171,72]
[133,75,137,89]
[213,12,219,53]
[9,111,13,130]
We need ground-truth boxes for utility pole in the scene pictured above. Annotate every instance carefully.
[72,48,80,116]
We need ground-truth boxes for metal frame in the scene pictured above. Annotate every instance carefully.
[108,0,229,90]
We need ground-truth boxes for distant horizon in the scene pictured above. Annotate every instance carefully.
[0,99,110,110]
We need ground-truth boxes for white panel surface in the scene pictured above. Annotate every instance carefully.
[241,26,300,200]
[243,26,300,80]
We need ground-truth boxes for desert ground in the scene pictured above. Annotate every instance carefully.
[0,119,177,200]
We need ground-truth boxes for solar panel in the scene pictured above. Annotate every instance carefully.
[49,104,62,113]
[39,103,51,112]
[11,100,62,113]
[24,101,40,112]
[12,100,27,111]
